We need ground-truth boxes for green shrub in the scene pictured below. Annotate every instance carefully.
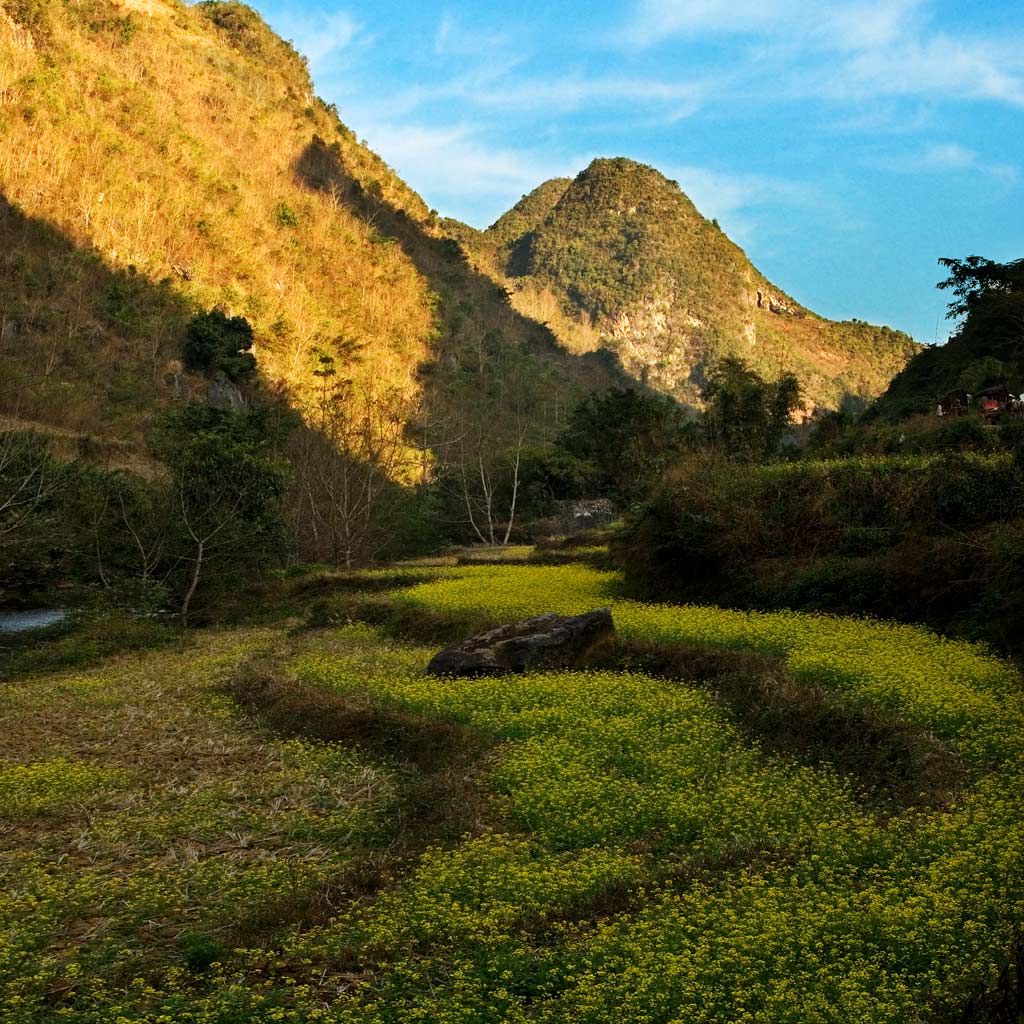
[615,452,1024,653]
[177,932,228,973]
[274,200,299,228]
[7,0,46,29]
[183,309,257,382]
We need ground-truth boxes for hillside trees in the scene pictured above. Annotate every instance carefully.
[287,348,421,567]
[0,429,61,540]
[552,387,693,502]
[448,420,529,546]
[868,256,1024,422]
[0,427,65,593]
[182,310,257,382]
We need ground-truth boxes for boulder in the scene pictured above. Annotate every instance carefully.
[427,608,615,677]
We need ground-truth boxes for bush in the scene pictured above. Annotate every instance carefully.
[177,932,228,973]
[183,309,257,382]
[8,0,46,29]
[615,452,1024,653]
[275,200,299,228]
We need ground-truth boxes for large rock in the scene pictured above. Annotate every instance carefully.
[427,609,615,677]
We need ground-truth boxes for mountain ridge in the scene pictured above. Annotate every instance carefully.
[0,0,619,460]
[2,0,915,459]
[463,158,919,412]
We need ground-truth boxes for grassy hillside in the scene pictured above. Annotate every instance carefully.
[469,159,919,411]
[0,0,616,454]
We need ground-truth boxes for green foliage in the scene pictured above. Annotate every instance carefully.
[0,611,174,680]
[478,158,916,411]
[183,309,257,382]
[701,356,802,458]
[554,387,693,501]
[937,254,1024,320]
[6,0,46,30]
[274,199,299,228]
[484,176,572,254]
[149,403,289,623]
[870,255,1024,421]
[177,931,228,973]
[196,0,307,74]
[509,159,745,330]
[615,452,1024,653]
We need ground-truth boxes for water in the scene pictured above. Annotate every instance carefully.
[0,609,69,634]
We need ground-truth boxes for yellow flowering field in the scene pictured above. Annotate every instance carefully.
[1,563,1022,1022]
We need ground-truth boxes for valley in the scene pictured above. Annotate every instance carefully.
[2,2,1023,1022]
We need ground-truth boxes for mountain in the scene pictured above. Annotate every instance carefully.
[1,0,916,468]
[0,0,618,459]
[467,158,919,412]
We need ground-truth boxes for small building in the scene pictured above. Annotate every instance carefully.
[938,390,969,416]
[977,385,1012,422]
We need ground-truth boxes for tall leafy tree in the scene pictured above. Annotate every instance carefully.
[701,357,802,458]
[555,387,691,501]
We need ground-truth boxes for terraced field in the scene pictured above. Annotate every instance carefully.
[2,559,1022,1022]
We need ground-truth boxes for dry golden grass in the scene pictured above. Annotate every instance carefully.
[0,0,433,439]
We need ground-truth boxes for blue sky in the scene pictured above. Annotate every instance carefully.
[248,0,1024,342]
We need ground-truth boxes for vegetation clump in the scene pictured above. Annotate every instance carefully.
[182,309,257,382]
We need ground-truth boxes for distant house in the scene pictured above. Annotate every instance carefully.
[977,385,1012,422]
[938,390,969,416]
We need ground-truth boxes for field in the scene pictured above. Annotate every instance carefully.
[2,557,1023,1022]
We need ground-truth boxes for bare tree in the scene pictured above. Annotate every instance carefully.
[452,418,529,547]
[0,428,62,537]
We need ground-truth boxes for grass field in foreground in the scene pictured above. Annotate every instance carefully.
[1,563,1022,1022]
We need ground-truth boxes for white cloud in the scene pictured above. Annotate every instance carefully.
[622,0,1024,108]
[352,121,589,224]
[877,142,1019,183]
[271,9,360,69]
[624,0,792,46]
[624,0,923,51]
[834,34,1024,106]
[346,67,709,123]
[434,13,511,57]
[465,75,707,118]
[660,163,826,244]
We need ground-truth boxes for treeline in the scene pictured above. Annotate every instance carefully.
[1,301,804,625]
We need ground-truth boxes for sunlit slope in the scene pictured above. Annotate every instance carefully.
[0,1,615,445]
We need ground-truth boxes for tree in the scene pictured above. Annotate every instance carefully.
[701,357,802,459]
[937,256,1024,321]
[448,421,529,546]
[288,348,417,568]
[0,429,61,538]
[150,405,286,625]
[555,387,691,501]
[183,309,257,382]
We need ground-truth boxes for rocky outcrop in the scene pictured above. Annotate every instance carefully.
[427,609,615,677]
